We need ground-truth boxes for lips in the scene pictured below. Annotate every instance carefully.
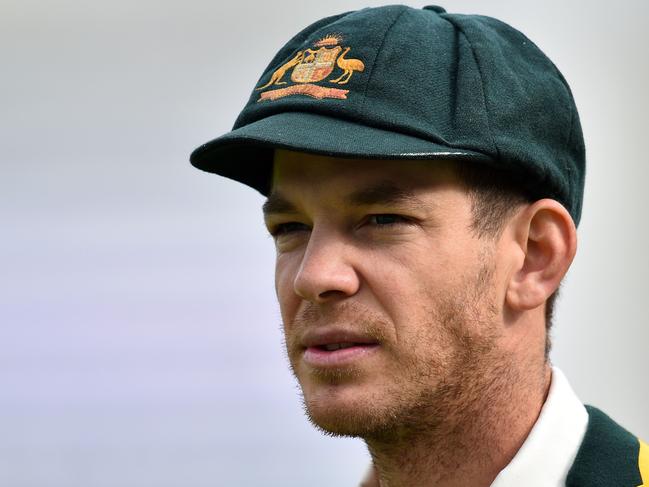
[300,328,380,367]
[301,328,379,350]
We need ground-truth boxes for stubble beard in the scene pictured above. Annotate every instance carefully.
[284,263,512,443]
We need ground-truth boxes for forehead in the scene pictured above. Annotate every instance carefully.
[271,149,460,194]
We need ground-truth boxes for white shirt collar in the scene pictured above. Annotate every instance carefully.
[359,366,588,487]
[490,366,588,487]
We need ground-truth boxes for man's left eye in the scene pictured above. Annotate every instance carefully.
[367,214,410,226]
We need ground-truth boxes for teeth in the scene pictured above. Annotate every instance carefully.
[323,342,355,351]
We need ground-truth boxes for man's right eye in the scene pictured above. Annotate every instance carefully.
[269,222,310,237]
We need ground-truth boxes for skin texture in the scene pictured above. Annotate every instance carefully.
[263,149,577,487]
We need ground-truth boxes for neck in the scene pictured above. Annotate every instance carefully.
[363,363,552,487]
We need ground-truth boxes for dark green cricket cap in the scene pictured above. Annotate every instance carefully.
[190,4,586,224]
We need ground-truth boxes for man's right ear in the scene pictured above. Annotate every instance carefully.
[505,199,577,312]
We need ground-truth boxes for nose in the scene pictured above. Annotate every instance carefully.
[292,229,360,304]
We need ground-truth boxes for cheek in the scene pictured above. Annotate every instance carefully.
[366,243,447,295]
[359,248,437,325]
[362,243,474,328]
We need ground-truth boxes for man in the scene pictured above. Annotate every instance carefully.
[190,5,647,486]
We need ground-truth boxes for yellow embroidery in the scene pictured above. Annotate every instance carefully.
[639,439,648,487]
[330,47,365,84]
[258,84,349,101]
[314,34,344,47]
[291,46,341,83]
[255,51,304,90]
[256,33,364,101]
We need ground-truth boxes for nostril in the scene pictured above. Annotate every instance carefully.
[318,289,346,300]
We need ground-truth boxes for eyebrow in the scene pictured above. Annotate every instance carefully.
[262,180,425,217]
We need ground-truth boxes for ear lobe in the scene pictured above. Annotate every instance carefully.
[506,199,577,311]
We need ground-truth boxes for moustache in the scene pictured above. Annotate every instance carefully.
[284,301,390,350]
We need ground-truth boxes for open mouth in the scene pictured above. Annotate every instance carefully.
[316,342,359,351]
[300,327,381,367]
[303,342,379,367]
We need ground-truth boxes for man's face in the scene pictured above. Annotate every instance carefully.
[263,150,513,440]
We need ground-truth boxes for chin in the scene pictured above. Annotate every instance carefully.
[305,402,377,438]
[300,384,395,438]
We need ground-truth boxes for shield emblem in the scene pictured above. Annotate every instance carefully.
[291,46,342,83]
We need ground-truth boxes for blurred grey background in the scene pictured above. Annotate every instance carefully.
[1,0,647,486]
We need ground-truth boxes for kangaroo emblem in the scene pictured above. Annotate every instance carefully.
[256,51,304,90]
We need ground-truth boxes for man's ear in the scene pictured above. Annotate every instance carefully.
[505,199,577,311]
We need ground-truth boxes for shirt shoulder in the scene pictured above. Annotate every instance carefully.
[566,405,647,487]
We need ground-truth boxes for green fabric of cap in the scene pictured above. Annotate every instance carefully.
[190,4,586,224]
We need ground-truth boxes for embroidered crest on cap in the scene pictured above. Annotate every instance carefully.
[256,34,365,102]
